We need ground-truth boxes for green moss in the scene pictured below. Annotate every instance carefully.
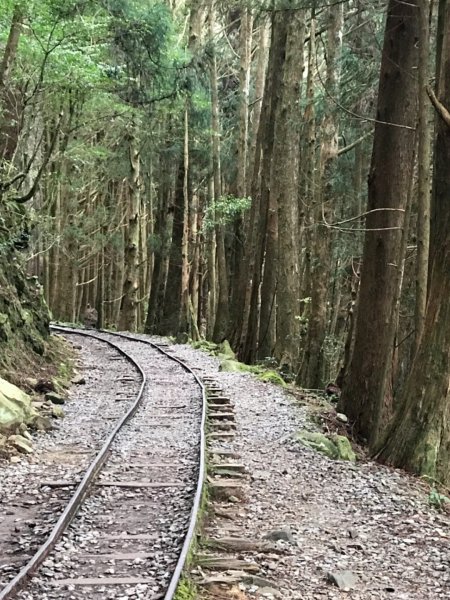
[418,438,439,479]
[296,430,338,459]
[218,339,235,359]
[296,430,356,462]
[331,434,356,461]
[191,339,219,354]
[257,370,287,387]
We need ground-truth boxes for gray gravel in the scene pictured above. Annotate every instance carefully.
[0,334,140,590]
[0,334,202,600]
[165,341,450,600]
[16,332,202,600]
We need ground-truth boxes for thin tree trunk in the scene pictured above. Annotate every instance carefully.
[119,123,141,331]
[414,0,431,353]
[299,4,343,388]
[209,2,229,343]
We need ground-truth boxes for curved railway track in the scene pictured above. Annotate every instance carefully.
[0,326,207,600]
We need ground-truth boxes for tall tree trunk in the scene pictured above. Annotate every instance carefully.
[340,0,419,447]
[228,7,253,336]
[179,104,190,335]
[379,2,450,483]
[414,0,432,352]
[299,4,343,388]
[0,6,22,95]
[209,2,229,343]
[241,10,288,363]
[119,124,141,331]
[159,163,185,335]
[272,8,305,367]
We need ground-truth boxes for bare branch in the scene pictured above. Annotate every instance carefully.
[426,84,450,128]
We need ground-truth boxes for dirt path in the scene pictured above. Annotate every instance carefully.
[168,341,450,600]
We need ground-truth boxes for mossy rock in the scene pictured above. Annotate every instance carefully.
[257,370,286,387]
[0,377,38,432]
[191,339,219,354]
[9,434,33,454]
[218,339,235,359]
[296,431,357,461]
[331,434,356,461]
[51,405,65,418]
[296,431,339,459]
[219,358,245,373]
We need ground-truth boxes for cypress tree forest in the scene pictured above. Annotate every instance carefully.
[2,0,450,487]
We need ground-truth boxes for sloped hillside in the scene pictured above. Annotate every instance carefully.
[0,207,50,380]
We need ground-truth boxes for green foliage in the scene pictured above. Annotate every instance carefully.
[428,488,450,510]
[203,195,251,231]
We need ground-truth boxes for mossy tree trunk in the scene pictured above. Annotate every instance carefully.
[379,1,450,485]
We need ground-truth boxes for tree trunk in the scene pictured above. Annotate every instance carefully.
[340,0,419,447]
[299,4,343,388]
[272,8,305,367]
[209,2,229,343]
[378,3,450,485]
[414,0,431,353]
[119,124,141,331]
[240,10,288,363]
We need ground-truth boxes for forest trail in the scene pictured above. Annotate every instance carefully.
[172,342,450,600]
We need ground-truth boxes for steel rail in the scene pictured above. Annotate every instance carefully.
[0,326,147,600]
[0,326,207,600]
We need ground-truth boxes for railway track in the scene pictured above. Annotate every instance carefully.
[0,327,207,600]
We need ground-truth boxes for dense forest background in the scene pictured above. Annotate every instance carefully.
[1,0,450,485]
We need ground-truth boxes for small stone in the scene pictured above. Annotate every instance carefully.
[52,406,65,418]
[263,527,296,544]
[71,375,86,385]
[327,570,359,591]
[45,392,65,405]
[8,434,33,454]
[34,416,53,431]
[336,412,348,423]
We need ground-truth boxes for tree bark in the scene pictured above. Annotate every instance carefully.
[340,0,419,447]
[119,123,141,331]
[378,2,450,485]
[414,0,431,353]
[272,8,305,367]
[299,4,343,388]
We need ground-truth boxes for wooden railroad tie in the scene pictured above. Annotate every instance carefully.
[196,555,259,573]
[208,412,235,421]
[206,396,230,404]
[41,480,184,489]
[207,432,235,440]
[201,537,285,554]
[207,402,235,412]
[211,463,246,474]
